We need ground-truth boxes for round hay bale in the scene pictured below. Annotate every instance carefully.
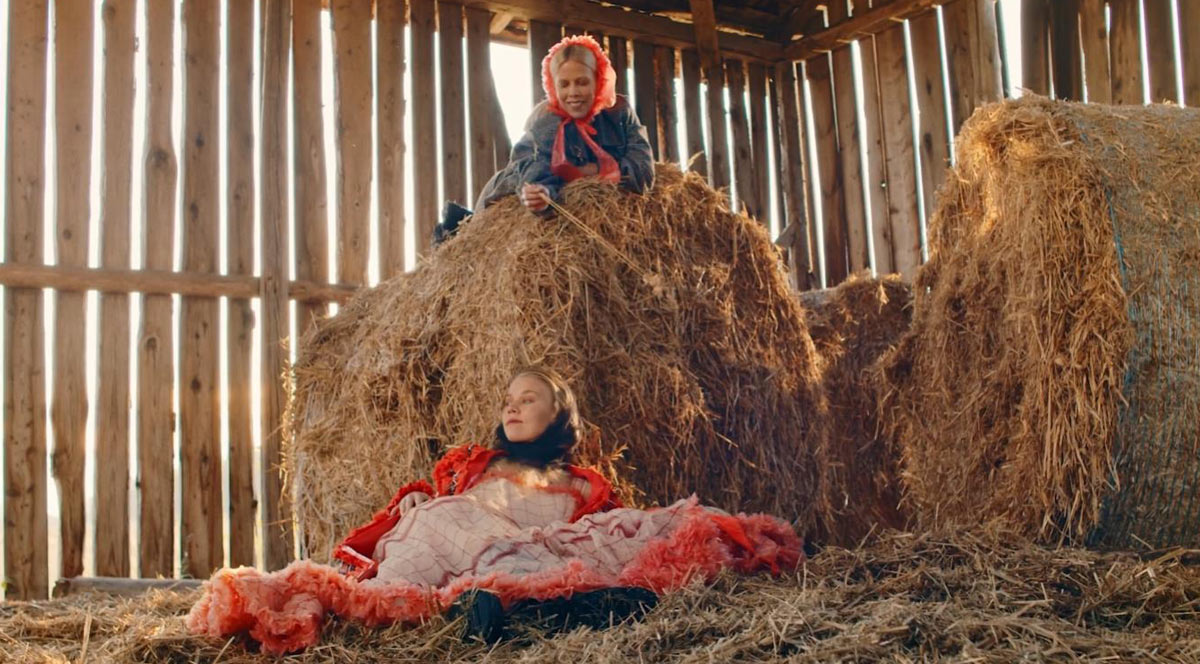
[805,273,911,544]
[877,98,1200,547]
[286,164,831,561]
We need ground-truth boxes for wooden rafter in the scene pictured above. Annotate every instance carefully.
[782,0,941,60]
[769,0,826,42]
[687,0,721,70]
[490,11,515,33]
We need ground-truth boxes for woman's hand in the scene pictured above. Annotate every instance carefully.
[520,184,550,212]
[389,491,431,517]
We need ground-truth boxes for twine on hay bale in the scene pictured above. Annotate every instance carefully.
[805,273,912,545]
[5,530,1200,661]
[285,163,831,562]
[877,97,1200,547]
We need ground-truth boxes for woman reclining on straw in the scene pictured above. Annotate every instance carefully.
[188,367,801,652]
[434,34,655,244]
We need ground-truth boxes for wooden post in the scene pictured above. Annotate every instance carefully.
[609,36,630,99]
[4,0,51,600]
[725,59,756,216]
[377,0,407,278]
[226,0,256,570]
[138,0,177,581]
[180,0,223,578]
[875,24,922,279]
[1079,0,1112,104]
[439,2,468,207]
[1049,0,1083,100]
[680,49,707,175]
[412,0,438,252]
[632,40,660,160]
[747,63,770,225]
[653,46,679,164]
[294,0,330,333]
[909,11,951,225]
[528,20,561,105]
[1109,0,1143,105]
[774,61,814,290]
[943,0,1003,134]
[807,54,847,286]
[1142,0,1177,103]
[690,0,730,191]
[52,0,95,585]
[467,7,495,204]
[827,1,868,274]
[1183,0,1200,107]
[96,0,136,580]
[332,0,373,287]
[260,0,293,572]
[1021,0,1050,95]
[859,33,894,275]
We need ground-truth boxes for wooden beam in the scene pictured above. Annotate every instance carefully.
[1021,0,1050,95]
[0,264,355,303]
[875,24,922,278]
[1049,0,1082,100]
[377,0,406,278]
[441,2,468,208]
[633,40,660,158]
[687,0,721,71]
[609,35,630,98]
[858,31,894,274]
[467,7,497,203]
[654,46,680,163]
[1182,0,1200,107]
[528,20,561,105]
[783,0,941,61]
[1109,0,1142,104]
[1079,0,1111,104]
[53,577,203,599]
[746,62,771,224]
[773,61,814,289]
[807,55,848,285]
[726,59,757,216]
[769,0,825,43]
[942,0,1002,133]
[909,10,950,226]
[138,0,177,582]
[4,0,51,601]
[490,11,514,33]
[459,0,783,62]
[331,0,373,287]
[680,49,707,175]
[828,0,868,274]
[1142,0,1177,103]
[411,0,438,251]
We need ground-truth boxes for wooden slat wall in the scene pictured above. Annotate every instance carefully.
[746,63,771,224]
[466,7,495,203]
[827,1,868,274]
[411,0,438,252]
[703,56,731,191]
[528,20,562,105]
[725,60,755,215]
[4,0,51,600]
[180,0,223,579]
[377,0,407,279]
[942,0,1002,135]
[633,40,660,160]
[96,0,136,579]
[138,0,177,582]
[1049,0,1082,101]
[1110,0,1144,105]
[681,49,707,175]
[875,24,922,278]
[806,54,847,285]
[1079,0,1112,104]
[1021,0,1050,95]
[226,0,257,570]
[439,3,468,207]
[774,61,814,290]
[654,46,680,164]
[909,10,951,223]
[1184,2,1200,107]
[858,32,893,275]
[332,0,373,287]
[610,36,630,99]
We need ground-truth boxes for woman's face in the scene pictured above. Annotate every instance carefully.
[554,60,596,120]
[500,374,558,443]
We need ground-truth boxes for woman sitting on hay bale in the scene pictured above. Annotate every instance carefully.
[187,367,801,653]
[435,34,655,243]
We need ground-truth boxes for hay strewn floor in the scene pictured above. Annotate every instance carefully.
[6,530,1199,663]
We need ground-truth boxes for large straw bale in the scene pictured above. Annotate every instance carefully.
[877,97,1200,547]
[286,164,830,562]
[805,273,912,544]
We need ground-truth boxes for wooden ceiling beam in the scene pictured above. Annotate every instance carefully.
[489,11,515,33]
[768,0,826,42]
[455,0,784,62]
[782,0,941,60]
[687,0,721,69]
[606,0,783,35]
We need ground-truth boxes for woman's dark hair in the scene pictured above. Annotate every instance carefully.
[494,366,582,467]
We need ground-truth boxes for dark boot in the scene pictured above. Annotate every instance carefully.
[432,201,473,246]
[508,587,658,634]
[448,589,505,644]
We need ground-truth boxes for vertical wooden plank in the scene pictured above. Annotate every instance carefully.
[1079,0,1112,104]
[774,61,814,290]
[1109,0,1143,104]
[859,34,894,274]
[703,60,731,192]
[225,0,256,570]
[747,63,770,224]
[138,0,177,581]
[725,59,756,216]
[95,0,135,579]
[909,11,951,227]
[467,7,495,204]
[1183,0,1200,107]
[180,0,223,578]
[295,0,328,333]
[827,1,868,274]
[377,0,406,278]
[1021,0,1051,95]
[680,49,707,175]
[4,0,51,601]
[875,24,922,279]
[1142,0,1177,103]
[654,46,679,164]
[528,20,561,106]
[1050,0,1083,100]
[807,55,847,286]
[260,0,293,572]
[439,2,467,207]
[412,0,438,251]
[331,0,372,287]
[632,40,660,160]
[52,0,95,584]
[943,0,1003,134]
[609,36,630,99]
